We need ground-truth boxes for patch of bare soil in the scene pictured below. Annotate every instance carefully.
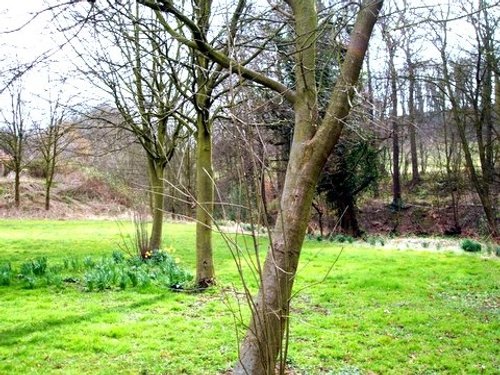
[358,201,489,238]
[221,364,299,375]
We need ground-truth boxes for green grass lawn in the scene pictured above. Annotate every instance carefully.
[0,220,498,374]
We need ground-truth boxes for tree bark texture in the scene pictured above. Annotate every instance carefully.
[195,112,215,287]
[407,62,420,184]
[14,163,20,208]
[147,159,165,252]
[44,130,58,211]
[234,1,383,373]
[388,37,402,209]
[439,30,497,236]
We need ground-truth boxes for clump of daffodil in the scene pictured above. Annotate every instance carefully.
[143,250,152,259]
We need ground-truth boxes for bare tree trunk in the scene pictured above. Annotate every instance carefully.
[44,135,57,211]
[44,182,51,211]
[443,103,462,233]
[389,47,402,209]
[13,131,23,209]
[234,2,383,373]
[193,18,215,287]
[437,20,497,236]
[14,163,20,208]
[400,0,420,186]
[457,125,496,235]
[408,63,420,185]
[147,159,165,252]
[311,202,324,237]
[45,153,54,211]
[195,112,215,287]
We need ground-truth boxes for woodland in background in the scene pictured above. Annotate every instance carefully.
[1,0,497,239]
[0,0,498,373]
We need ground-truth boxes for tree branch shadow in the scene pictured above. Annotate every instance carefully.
[0,293,170,347]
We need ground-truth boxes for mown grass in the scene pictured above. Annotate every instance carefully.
[0,219,498,374]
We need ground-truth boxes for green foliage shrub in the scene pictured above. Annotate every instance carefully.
[83,256,96,269]
[83,250,193,291]
[461,239,482,253]
[20,257,48,277]
[32,257,48,276]
[23,275,37,289]
[329,234,354,244]
[84,258,119,291]
[63,256,81,271]
[18,257,48,289]
[1,250,193,292]
[0,263,13,286]
[152,250,193,287]
[112,250,125,263]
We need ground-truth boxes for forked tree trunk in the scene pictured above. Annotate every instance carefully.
[234,2,383,373]
[191,0,218,288]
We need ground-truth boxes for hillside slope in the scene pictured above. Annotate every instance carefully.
[0,172,134,219]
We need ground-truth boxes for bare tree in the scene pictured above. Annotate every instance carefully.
[65,2,193,252]
[136,0,383,372]
[0,80,30,208]
[430,1,498,236]
[33,81,75,211]
[183,0,247,287]
[382,22,403,209]
[401,3,421,185]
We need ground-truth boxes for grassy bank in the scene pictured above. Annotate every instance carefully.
[0,220,498,374]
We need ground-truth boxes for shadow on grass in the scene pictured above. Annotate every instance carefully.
[0,293,171,347]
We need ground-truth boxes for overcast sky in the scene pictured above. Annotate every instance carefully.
[0,1,495,124]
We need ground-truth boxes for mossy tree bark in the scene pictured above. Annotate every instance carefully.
[234,1,383,372]
[147,158,166,251]
[159,0,246,287]
[194,111,215,286]
[192,0,216,287]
